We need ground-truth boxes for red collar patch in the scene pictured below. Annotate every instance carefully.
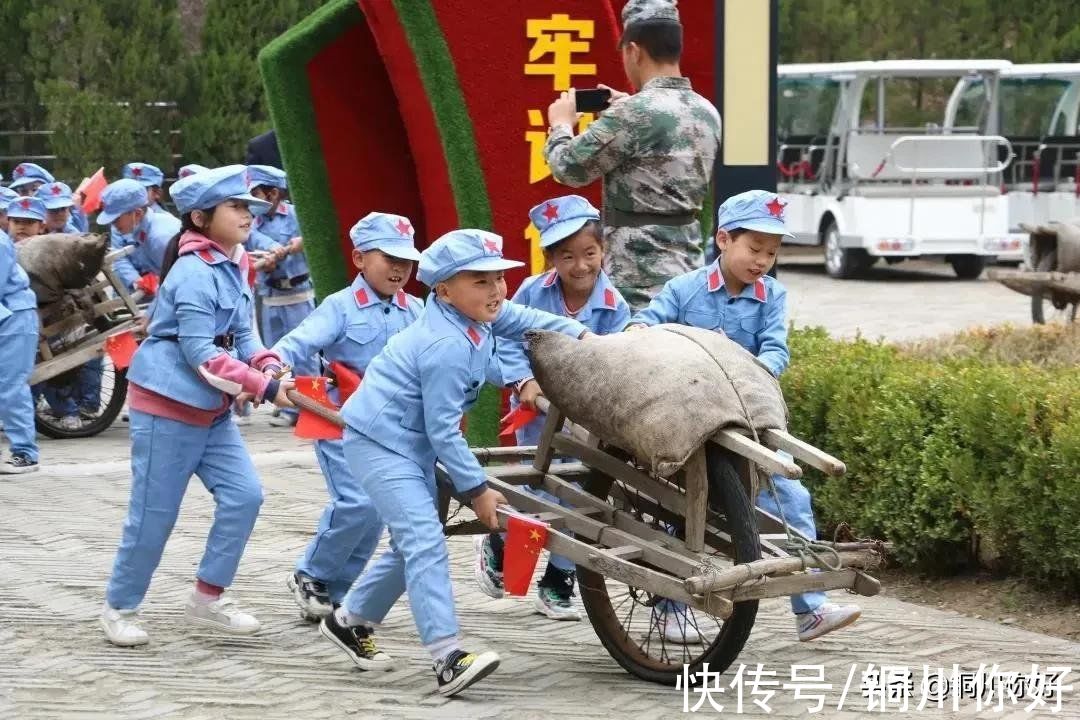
[395,290,408,309]
[754,278,767,302]
[466,326,482,346]
[542,271,557,288]
[138,230,147,243]
[603,287,616,308]
[197,249,216,263]
[354,288,370,306]
[707,268,722,292]
[276,204,289,216]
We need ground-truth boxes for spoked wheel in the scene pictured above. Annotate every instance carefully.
[577,442,760,685]
[1030,252,1079,325]
[35,357,128,439]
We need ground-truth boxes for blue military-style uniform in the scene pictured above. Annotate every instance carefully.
[105,166,280,611]
[36,181,81,234]
[0,222,40,469]
[247,165,317,418]
[272,212,423,603]
[632,189,824,615]
[338,229,588,647]
[0,188,17,242]
[99,179,181,292]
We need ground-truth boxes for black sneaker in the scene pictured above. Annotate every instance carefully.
[434,649,500,697]
[319,612,395,671]
[0,454,38,475]
[286,572,332,620]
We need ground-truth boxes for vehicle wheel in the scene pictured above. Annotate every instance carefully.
[35,359,127,439]
[578,443,760,686]
[948,254,986,280]
[1031,251,1078,324]
[823,221,871,279]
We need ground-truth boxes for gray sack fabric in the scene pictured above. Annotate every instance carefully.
[1054,219,1080,273]
[16,233,108,307]
[527,324,788,478]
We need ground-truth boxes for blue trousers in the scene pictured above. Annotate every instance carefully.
[105,410,264,609]
[37,358,103,416]
[340,430,456,645]
[296,438,383,603]
[756,472,828,615]
[261,298,316,420]
[0,309,39,461]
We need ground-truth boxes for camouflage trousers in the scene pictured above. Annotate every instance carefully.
[604,224,705,311]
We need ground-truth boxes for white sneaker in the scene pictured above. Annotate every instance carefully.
[184,591,261,635]
[101,604,149,647]
[533,586,582,621]
[796,602,861,641]
[648,606,704,644]
[59,415,81,431]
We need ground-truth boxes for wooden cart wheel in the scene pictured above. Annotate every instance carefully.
[577,442,760,686]
[35,361,128,439]
[1031,251,1079,325]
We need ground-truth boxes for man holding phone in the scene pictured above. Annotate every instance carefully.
[543,0,721,310]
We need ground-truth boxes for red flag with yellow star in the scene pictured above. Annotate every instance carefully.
[294,376,342,440]
[503,513,549,596]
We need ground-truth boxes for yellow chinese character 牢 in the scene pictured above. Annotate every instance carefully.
[525,14,597,91]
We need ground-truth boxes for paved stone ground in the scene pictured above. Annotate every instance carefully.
[1,256,1077,719]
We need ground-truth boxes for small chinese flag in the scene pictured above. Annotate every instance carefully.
[77,168,107,214]
[293,376,342,440]
[104,330,138,369]
[503,513,549,596]
[134,272,159,296]
[328,360,362,403]
[499,406,539,437]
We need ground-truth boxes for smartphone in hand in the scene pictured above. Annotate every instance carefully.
[575,88,612,113]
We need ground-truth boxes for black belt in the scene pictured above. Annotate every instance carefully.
[604,207,698,228]
[156,333,235,350]
[269,273,309,290]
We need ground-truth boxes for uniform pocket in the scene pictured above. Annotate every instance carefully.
[346,323,379,345]
[685,309,724,332]
[399,403,426,432]
[214,295,238,329]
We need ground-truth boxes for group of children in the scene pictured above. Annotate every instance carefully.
[0,156,860,695]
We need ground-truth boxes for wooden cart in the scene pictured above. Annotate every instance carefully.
[30,247,145,439]
[988,222,1079,325]
[435,398,886,685]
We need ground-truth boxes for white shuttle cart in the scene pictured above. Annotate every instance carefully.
[777,60,1025,279]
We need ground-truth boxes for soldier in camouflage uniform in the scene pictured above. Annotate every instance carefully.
[543,0,721,310]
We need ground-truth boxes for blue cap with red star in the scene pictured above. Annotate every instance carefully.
[9,162,55,190]
[417,229,523,286]
[349,211,422,261]
[716,189,793,239]
[122,162,164,188]
[529,194,600,249]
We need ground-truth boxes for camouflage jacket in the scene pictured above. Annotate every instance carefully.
[543,76,721,307]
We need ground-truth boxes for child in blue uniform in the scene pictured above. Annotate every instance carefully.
[628,189,862,643]
[321,229,592,696]
[0,187,18,240]
[4,197,45,243]
[36,182,81,234]
[100,165,295,647]
[0,211,40,474]
[273,212,423,622]
[122,162,171,216]
[473,195,629,621]
[246,165,316,426]
[8,162,54,196]
[101,179,182,294]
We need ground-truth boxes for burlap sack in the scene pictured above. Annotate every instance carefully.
[1053,218,1080,273]
[527,324,788,478]
[16,233,108,307]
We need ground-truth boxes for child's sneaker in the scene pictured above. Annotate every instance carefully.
[184,591,261,635]
[269,412,298,427]
[473,534,504,599]
[796,602,861,641]
[287,571,332,620]
[434,649,500,697]
[101,604,149,646]
[0,453,38,474]
[319,611,394,671]
[59,415,81,431]
[533,566,581,621]
[648,605,704,644]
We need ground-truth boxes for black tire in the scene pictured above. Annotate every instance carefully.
[577,443,760,685]
[822,220,872,279]
[948,254,986,280]
[1030,251,1078,325]
[35,363,127,439]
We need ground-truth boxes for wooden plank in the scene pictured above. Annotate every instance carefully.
[484,462,591,480]
[729,569,860,601]
[683,549,882,594]
[531,402,565,474]
[604,545,643,560]
[470,446,536,464]
[761,429,846,476]
[681,447,708,553]
[713,430,802,478]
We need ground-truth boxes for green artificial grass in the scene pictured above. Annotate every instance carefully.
[258,0,359,300]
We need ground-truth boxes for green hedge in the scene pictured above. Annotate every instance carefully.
[782,326,1080,595]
